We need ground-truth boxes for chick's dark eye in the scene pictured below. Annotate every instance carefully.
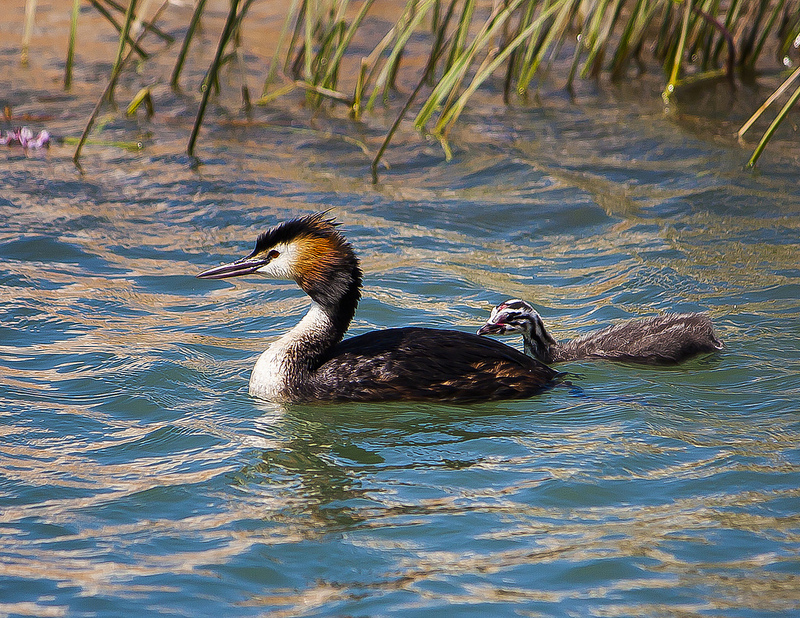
[268,249,280,259]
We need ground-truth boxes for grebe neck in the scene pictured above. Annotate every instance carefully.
[524,335,548,363]
[249,240,362,401]
[290,228,362,343]
[525,327,557,364]
[249,301,340,401]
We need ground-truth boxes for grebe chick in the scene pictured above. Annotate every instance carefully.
[477,299,723,365]
[197,214,557,403]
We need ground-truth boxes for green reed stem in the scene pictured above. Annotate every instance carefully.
[610,0,654,80]
[692,6,735,78]
[583,0,625,79]
[101,0,174,42]
[303,0,313,80]
[443,0,475,72]
[371,0,459,179]
[576,0,608,77]
[415,0,515,129]
[198,0,255,95]
[108,0,138,103]
[354,7,404,108]
[520,0,573,90]
[700,0,720,71]
[748,81,800,167]
[567,3,595,88]
[126,87,154,116]
[777,9,800,60]
[171,0,208,88]
[684,0,711,63]
[294,80,352,103]
[311,21,344,90]
[653,1,674,61]
[351,59,367,119]
[367,0,436,111]
[285,0,307,76]
[188,0,241,158]
[321,0,375,91]
[63,136,144,150]
[22,0,37,66]
[711,0,739,65]
[86,0,149,60]
[74,0,168,165]
[739,64,800,138]
[740,0,771,67]
[65,0,81,89]
[436,0,563,135]
[514,0,543,92]
[750,0,786,67]
[262,0,303,95]
[664,0,692,101]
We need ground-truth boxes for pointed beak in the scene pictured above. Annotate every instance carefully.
[196,256,269,280]
[477,322,504,336]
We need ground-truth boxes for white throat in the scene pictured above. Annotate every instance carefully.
[249,302,333,401]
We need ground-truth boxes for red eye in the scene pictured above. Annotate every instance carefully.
[268,249,280,259]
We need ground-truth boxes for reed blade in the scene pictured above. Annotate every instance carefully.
[664,0,693,101]
[171,0,208,88]
[747,81,800,167]
[65,0,81,89]
[22,0,37,66]
[435,0,564,135]
[367,0,437,112]
[74,0,168,164]
[739,64,800,138]
[188,0,242,158]
[262,0,304,95]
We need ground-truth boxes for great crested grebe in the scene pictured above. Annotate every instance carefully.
[197,214,557,403]
[478,299,723,365]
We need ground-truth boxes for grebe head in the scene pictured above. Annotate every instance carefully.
[197,212,361,306]
[477,299,539,337]
[197,213,362,338]
[477,299,557,362]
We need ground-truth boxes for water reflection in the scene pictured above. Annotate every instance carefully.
[216,393,800,616]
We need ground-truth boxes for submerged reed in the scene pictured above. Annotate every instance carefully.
[27,0,800,168]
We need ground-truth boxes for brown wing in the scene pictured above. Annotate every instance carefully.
[306,327,558,403]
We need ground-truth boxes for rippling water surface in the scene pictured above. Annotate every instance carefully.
[3,3,800,616]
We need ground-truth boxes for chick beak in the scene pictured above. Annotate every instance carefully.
[477,322,504,336]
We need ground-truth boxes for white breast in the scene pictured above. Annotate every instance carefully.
[249,343,292,401]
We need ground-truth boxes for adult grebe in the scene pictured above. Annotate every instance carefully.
[477,299,723,365]
[197,214,557,403]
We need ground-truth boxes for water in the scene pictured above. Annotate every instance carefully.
[3,3,800,616]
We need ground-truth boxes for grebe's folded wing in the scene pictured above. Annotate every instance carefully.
[308,327,558,403]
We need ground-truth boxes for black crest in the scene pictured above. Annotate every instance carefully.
[248,212,342,257]
[249,212,362,336]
